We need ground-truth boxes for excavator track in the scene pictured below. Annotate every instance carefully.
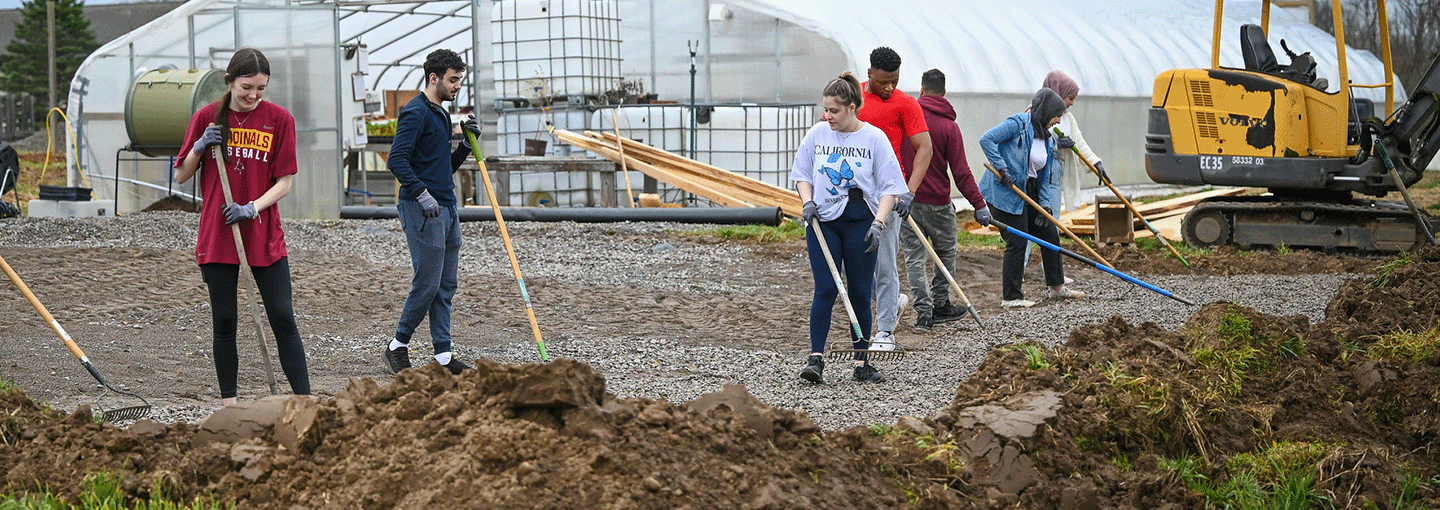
[1182,197,1434,253]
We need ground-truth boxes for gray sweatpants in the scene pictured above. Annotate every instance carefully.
[900,202,957,316]
[872,210,901,333]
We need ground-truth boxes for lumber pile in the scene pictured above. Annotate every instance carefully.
[967,187,1249,241]
[549,129,801,217]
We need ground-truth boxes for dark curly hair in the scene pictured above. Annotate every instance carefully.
[869,47,901,73]
[423,49,467,83]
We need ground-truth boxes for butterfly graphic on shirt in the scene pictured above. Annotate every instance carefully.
[821,152,861,195]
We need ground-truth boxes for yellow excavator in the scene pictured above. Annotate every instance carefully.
[1147,0,1440,252]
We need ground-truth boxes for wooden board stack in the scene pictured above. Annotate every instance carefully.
[549,129,801,217]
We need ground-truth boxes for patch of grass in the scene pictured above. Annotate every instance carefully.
[685,219,805,243]
[1075,436,1099,453]
[0,378,13,392]
[1112,453,1134,472]
[956,229,1007,248]
[1014,344,1052,370]
[1276,243,1291,256]
[920,440,966,473]
[1394,468,1435,510]
[1364,328,1440,363]
[1135,237,1207,256]
[1372,252,1414,287]
[1227,441,1337,484]
[1218,310,1254,342]
[1,471,234,509]
[868,424,897,437]
[1103,362,1171,416]
[1277,337,1307,358]
[1193,345,1261,399]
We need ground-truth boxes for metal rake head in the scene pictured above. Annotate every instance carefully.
[824,348,908,363]
[97,387,152,422]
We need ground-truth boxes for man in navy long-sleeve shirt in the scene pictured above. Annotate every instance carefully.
[383,48,480,376]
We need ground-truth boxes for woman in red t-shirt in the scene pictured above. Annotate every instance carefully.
[175,48,310,406]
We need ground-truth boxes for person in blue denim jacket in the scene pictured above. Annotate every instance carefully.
[978,88,1086,309]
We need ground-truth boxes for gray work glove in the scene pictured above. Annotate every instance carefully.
[417,189,441,218]
[894,192,914,218]
[459,114,480,149]
[222,201,257,224]
[864,220,885,254]
[1056,136,1075,150]
[974,206,992,226]
[1095,161,1109,185]
[802,200,819,224]
[191,125,224,156]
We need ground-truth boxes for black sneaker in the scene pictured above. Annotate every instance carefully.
[799,355,824,383]
[933,303,967,324]
[383,345,411,374]
[441,357,474,375]
[853,363,885,382]
[915,312,934,332]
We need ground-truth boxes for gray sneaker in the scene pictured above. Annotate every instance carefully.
[800,355,824,383]
[853,363,885,382]
[1044,286,1086,300]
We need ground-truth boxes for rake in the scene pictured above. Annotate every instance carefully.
[904,215,984,329]
[808,218,905,362]
[1,253,151,421]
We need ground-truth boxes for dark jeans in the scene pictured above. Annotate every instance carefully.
[201,257,310,398]
[996,179,1064,301]
[396,200,462,354]
[807,198,877,355]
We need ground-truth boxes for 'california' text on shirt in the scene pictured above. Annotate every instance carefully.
[814,145,872,159]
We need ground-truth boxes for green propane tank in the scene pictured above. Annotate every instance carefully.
[124,68,227,157]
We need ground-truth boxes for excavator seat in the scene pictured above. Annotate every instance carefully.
[1240,24,1324,89]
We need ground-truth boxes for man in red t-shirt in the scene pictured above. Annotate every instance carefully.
[857,46,932,349]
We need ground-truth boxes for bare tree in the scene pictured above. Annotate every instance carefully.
[1315,0,1440,95]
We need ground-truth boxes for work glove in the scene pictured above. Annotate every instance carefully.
[894,192,914,218]
[996,169,1016,190]
[802,200,819,224]
[459,114,480,148]
[864,220,885,254]
[1056,136,1075,150]
[974,206,992,227]
[417,189,441,218]
[222,201,258,224]
[191,125,224,156]
[1094,161,1109,185]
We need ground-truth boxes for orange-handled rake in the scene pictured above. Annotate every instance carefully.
[1,253,151,421]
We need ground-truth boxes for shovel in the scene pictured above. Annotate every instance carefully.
[1,253,151,421]
[808,218,905,362]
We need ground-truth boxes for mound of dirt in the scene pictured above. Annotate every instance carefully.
[140,196,200,213]
[3,251,1439,508]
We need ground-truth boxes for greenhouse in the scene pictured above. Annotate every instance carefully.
[66,0,1400,218]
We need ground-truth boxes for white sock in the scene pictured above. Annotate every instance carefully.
[389,339,408,351]
[435,351,453,365]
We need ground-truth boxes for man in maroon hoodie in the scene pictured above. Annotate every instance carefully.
[899,69,990,331]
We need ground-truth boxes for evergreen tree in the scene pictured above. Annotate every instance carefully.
[0,0,99,123]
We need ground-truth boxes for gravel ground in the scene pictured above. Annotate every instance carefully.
[0,212,1360,430]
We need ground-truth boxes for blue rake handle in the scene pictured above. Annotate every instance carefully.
[989,219,1194,306]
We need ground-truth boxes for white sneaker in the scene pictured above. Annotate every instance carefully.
[898,293,910,312]
[1002,299,1037,309]
[1044,286,1086,300]
[870,331,897,351]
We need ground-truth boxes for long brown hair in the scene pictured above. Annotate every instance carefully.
[214,48,271,143]
[823,71,863,111]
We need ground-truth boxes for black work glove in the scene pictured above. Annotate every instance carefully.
[802,200,819,224]
[864,220,885,253]
[222,201,257,224]
[894,192,914,218]
[1095,161,1109,185]
[459,114,480,149]
[417,189,441,218]
[1056,136,1075,150]
[996,169,1016,190]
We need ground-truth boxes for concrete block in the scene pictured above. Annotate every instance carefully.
[27,199,113,218]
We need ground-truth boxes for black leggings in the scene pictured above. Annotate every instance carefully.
[201,257,310,398]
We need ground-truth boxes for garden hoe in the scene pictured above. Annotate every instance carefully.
[211,145,280,395]
[904,215,984,329]
[1,253,151,421]
[808,218,905,362]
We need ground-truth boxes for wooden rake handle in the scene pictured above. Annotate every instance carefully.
[1053,127,1189,267]
[983,162,1113,268]
[211,144,280,395]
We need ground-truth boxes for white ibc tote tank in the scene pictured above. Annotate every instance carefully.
[492,0,622,102]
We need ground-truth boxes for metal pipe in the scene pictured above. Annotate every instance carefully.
[340,205,783,225]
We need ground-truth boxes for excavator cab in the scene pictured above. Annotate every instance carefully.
[1146,0,1440,252]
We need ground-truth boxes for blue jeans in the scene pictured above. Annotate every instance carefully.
[807,198,877,356]
[395,201,462,353]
